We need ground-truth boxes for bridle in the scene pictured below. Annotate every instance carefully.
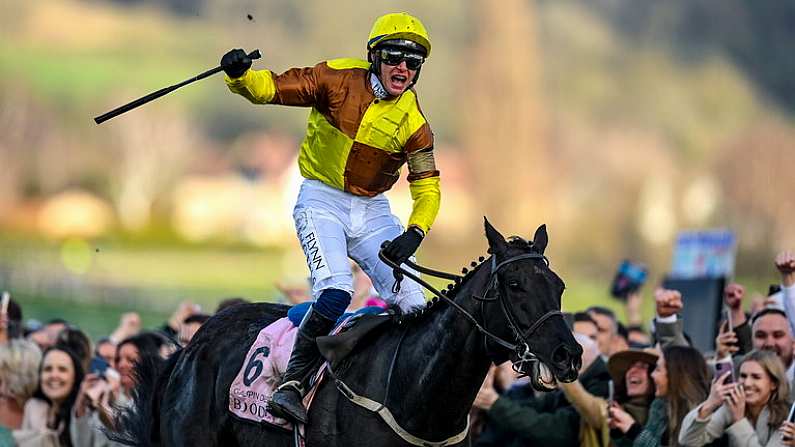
[378,247,565,372]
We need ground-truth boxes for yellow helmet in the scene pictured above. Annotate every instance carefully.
[367,12,431,57]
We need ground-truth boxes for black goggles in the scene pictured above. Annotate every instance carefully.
[378,48,425,70]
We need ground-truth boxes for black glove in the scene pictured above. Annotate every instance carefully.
[220,49,252,78]
[383,227,424,265]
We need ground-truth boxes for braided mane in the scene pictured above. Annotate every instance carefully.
[392,235,533,325]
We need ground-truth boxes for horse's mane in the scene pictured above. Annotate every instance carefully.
[391,235,536,325]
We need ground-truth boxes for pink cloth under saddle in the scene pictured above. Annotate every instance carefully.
[228,317,299,430]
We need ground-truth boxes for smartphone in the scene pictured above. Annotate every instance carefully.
[785,401,795,441]
[725,306,734,333]
[714,358,734,384]
[607,380,614,406]
[89,356,110,378]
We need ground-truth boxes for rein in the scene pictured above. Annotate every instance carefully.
[379,249,564,354]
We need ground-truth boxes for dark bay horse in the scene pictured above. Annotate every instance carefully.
[113,219,582,446]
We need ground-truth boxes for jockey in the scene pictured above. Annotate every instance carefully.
[221,12,440,424]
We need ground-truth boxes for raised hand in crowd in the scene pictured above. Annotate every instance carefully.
[723,382,746,423]
[654,288,683,318]
[625,291,643,327]
[110,312,141,344]
[781,421,795,446]
[75,371,122,429]
[696,371,735,419]
[167,301,200,334]
[715,321,739,359]
[776,251,795,287]
[472,366,499,411]
[607,401,635,433]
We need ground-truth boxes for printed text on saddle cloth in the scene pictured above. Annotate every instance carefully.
[229,318,303,429]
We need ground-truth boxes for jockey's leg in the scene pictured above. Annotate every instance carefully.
[349,209,426,313]
[269,190,356,423]
[267,289,345,423]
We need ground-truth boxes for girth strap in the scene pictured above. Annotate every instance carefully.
[334,378,470,447]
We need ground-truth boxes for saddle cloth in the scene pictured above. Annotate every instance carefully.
[228,310,391,430]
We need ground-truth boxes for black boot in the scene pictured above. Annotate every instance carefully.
[268,307,335,424]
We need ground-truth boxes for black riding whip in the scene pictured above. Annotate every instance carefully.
[93,49,261,124]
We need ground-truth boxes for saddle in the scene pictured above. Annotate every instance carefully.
[227,310,391,430]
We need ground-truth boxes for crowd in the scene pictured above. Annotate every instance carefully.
[0,294,246,447]
[470,250,795,447]
[0,251,793,447]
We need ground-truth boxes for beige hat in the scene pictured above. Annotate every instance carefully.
[607,349,659,386]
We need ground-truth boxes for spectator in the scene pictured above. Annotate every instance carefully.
[15,347,84,447]
[115,332,169,398]
[94,338,116,367]
[717,309,795,397]
[574,312,599,342]
[680,350,790,446]
[721,283,753,356]
[108,313,141,346]
[55,327,93,373]
[158,302,200,343]
[628,325,652,348]
[0,339,42,437]
[588,306,620,358]
[26,319,68,352]
[179,313,211,346]
[562,348,659,447]
[473,333,610,446]
[774,251,795,334]
[609,345,710,446]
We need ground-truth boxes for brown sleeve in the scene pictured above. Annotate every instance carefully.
[271,63,326,108]
[404,122,434,153]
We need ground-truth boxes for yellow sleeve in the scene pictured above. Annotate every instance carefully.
[408,176,441,234]
[224,69,277,104]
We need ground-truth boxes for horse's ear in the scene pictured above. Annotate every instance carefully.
[484,217,507,255]
[532,224,548,254]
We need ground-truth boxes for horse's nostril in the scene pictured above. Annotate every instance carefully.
[552,345,570,365]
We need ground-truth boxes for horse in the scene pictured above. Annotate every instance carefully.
[113,219,583,446]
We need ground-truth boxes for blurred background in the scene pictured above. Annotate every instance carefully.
[2,0,794,337]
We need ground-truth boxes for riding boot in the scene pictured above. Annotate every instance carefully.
[268,306,335,424]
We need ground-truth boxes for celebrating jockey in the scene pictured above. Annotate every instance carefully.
[221,12,440,424]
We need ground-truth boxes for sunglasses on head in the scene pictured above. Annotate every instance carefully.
[378,48,425,70]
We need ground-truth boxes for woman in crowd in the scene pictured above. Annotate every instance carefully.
[610,345,710,446]
[116,332,170,398]
[679,350,790,446]
[0,339,42,443]
[15,346,84,447]
[71,331,170,446]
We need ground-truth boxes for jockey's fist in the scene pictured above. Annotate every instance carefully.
[383,227,424,265]
[655,288,683,318]
[221,49,252,78]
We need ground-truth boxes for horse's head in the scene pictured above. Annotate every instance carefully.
[481,218,582,391]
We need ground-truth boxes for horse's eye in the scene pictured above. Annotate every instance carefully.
[507,280,521,290]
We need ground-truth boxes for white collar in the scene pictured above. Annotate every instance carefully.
[369,73,390,100]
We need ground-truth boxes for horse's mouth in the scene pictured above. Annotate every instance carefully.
[524,361,579,392]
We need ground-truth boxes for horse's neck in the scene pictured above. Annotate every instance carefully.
[396,262,494,434]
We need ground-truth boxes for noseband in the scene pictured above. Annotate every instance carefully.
[379,248,564,368]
